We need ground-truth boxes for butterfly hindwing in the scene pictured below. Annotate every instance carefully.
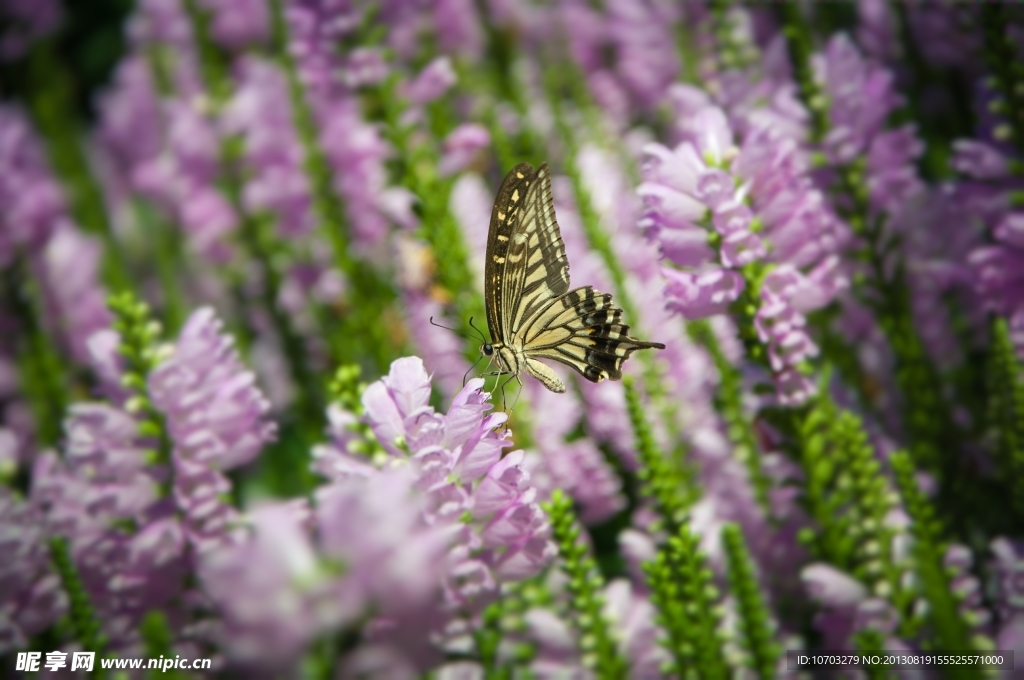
[521,286,664,384]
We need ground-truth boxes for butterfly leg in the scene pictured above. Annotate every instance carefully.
[506,373,525,421]
[463,355,486,388]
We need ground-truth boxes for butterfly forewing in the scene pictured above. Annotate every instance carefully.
[484,163,532,343]
[483,162,664,393]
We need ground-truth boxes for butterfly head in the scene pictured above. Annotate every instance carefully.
[481,343,494,357]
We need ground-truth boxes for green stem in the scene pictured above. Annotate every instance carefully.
[221,137,325,424]
[26,43,129,290]
[989,317,1024,523]
[4,258,68,447]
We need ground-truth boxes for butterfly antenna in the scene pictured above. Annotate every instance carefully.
[429,316,474,341]
[467,316,489,344]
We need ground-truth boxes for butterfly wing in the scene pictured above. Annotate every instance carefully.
[484,163,570,345]
[519,286,666,384]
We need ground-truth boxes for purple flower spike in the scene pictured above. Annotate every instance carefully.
[0,488,63,654]
[0,107,66,261]
[643,96,846,404]
[39,227,112,366]
[148,307,275,550]
[439,124,491,177]
[403,57,457,106]
[340,356,554,655]
[202,500,347,669]
[362,356,434,455]
[662,267,745,320]
[150,308,276,471]
[198,0,270,49]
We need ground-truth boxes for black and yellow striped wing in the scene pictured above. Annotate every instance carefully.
[484,163,570,342]
[484,163,665,393]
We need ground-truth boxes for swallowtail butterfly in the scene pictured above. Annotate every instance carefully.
[481,162,665,393]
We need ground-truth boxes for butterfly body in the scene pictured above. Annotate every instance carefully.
[482,162,665,393]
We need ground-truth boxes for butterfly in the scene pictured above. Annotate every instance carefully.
[481,162,665,393]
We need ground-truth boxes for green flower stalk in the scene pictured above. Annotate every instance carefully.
[178,1,326,420]
[108,291,173,470]
[775,3,829,145]
[980,3,1024,160]
[890,450,982,678]
[140,611,185,680]
[181,0,232,103]
[989,317,1024,521]
[852,628,894,680]
[372,73,484,331]
[5,261,67,448]
[721,524,780,680]
[795,389,912,631]
[643,521,731,680]
[623,376,692,534]
[544,489,629,679]
[324,365,387,463]
[708,0,759,73]
[49,536,107,665]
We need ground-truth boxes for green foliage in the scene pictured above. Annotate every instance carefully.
[852,628,894,680]
[140,611,185,680]
[643,521,730,679]
[721,524,779,679]
[890,450,981,678]
[543,489,629,679]
[795,390,914,631]
[989,317,1024,522]
[23,45,129,290]
[776,3,829,144]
